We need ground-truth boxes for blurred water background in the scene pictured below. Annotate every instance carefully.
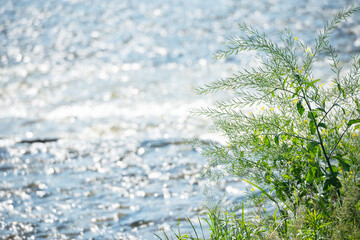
[0,0,359,239]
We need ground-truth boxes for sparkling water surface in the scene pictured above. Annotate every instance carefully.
[1,0,360,239]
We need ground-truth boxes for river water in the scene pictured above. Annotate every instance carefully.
[0,0,359,239]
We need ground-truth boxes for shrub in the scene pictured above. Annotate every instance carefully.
[157,5,360,239]
[194,4,360,238]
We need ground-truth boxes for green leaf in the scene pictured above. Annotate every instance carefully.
[347,119,360,127]
[265,172,272,183]
[309,79,321,85]
[355,99,360,107]
[295,86,302,95]
[318,123,327,129]
[305,79,321,90]
[296,100,305,116]
[243,179,277,205]
[333,155,351,172]
[274,135,279,146]
[323,174,341,190]
[314,107,326,113]
[306,167,317,183]
[309,120,316,135]
[341,107,346,115]
[282,76,287,88]
[264,136,270,147]
[307,141,319,151]
[355,99,360,113]
[321,98,326,108]
[282,174,292,180]
[340,161,351,172]
[323,178,330,191]
[337,82,342,92]
[308,111,318,120]
[331,166,339,173]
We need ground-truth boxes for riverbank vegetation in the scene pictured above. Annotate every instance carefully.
[156,5,360,239]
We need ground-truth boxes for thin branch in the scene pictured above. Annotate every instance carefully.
[318,94,342,125]
[328,120,357,159]
[301,86,334,174]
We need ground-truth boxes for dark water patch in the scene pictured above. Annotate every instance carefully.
[130,220,155,228]
[0,163,14,171]
[19,138,58,144]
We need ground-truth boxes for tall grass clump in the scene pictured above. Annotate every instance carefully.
[156,5,360,240]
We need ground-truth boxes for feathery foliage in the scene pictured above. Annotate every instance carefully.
[157,5,360,239]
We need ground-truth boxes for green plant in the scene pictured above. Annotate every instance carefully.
[192,4,360,238]
[331,182,360,240]
[155,201,265,240]
[155,5,360,240]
